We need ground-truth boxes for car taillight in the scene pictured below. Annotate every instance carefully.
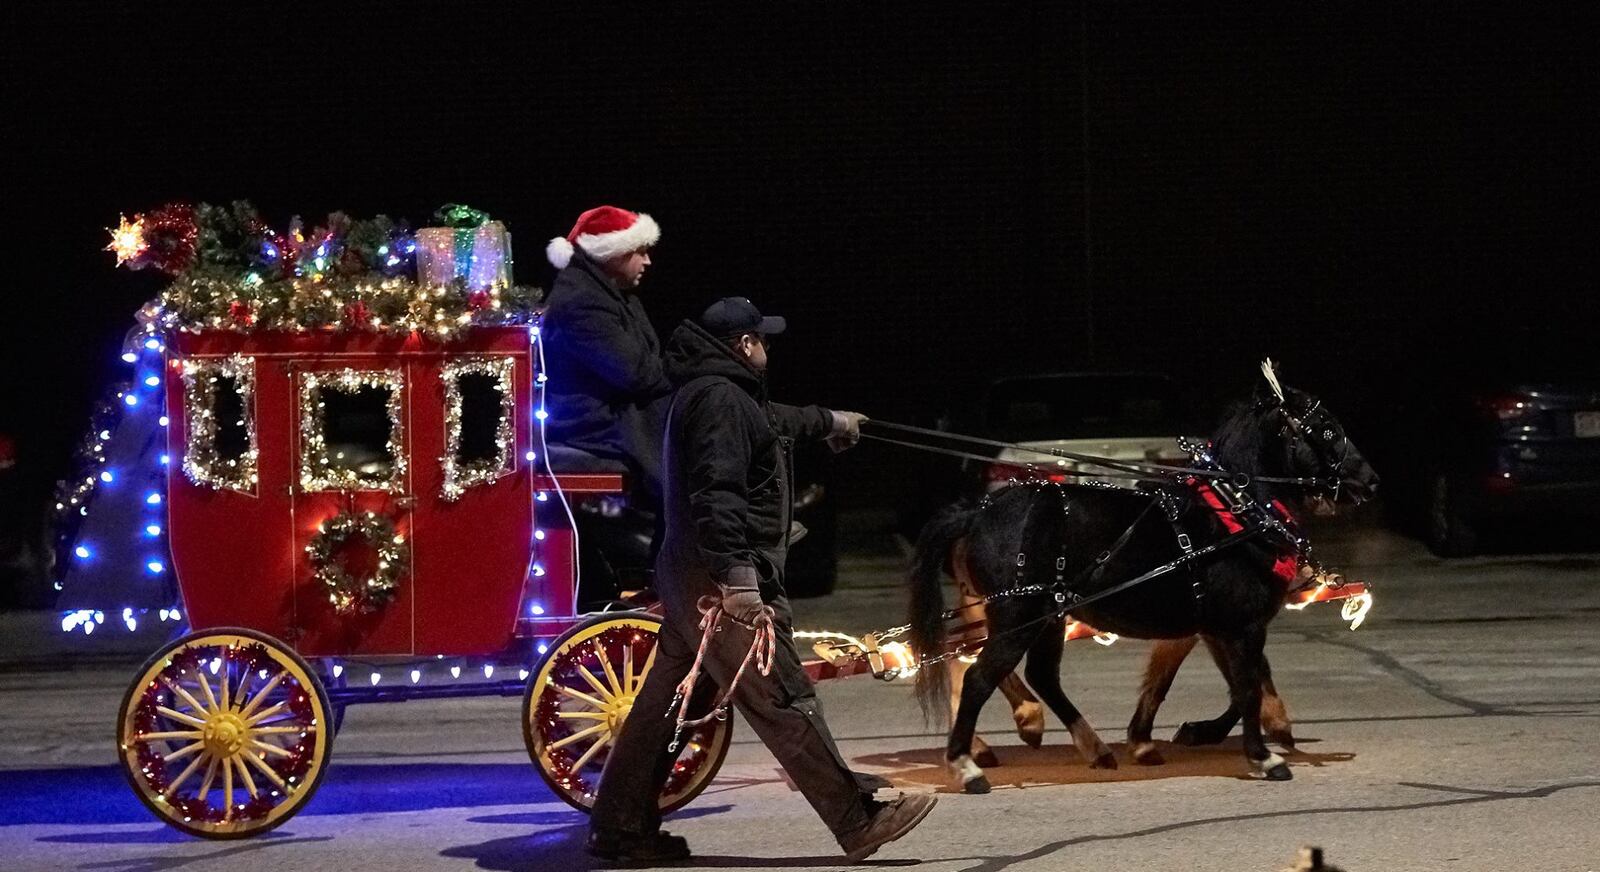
[1475,392,1535,422]
[985,462,1070,484]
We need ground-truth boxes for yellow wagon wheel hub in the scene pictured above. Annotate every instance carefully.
[201,712,251,758]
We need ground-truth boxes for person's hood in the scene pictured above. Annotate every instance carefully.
[664,319,763,393]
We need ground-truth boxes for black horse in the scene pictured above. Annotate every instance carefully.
[908,363,1379,791]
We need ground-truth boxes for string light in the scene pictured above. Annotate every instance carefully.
[439,357,516,501]
[106,214,148,266]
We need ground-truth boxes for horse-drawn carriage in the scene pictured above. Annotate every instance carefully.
[85,202,1372,838]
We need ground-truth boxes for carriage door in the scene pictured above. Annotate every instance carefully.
[290,362,415,656]
[407,351,534,656]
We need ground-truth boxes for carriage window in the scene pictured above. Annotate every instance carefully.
[181,356,258,492]
[441,357,516,501]
[300,369,407,493]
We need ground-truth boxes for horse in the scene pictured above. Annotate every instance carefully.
[908,362,1378,792]
[944,562,1302,771]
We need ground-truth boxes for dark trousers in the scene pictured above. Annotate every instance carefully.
[589,592,872,839]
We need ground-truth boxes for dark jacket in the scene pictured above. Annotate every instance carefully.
[541,247,672,472]
[658,320,835,598]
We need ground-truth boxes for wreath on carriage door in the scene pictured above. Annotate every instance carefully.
[306,510,408,615]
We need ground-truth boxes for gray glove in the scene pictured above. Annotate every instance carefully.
[827,410,869,453]
[719,565,769,626]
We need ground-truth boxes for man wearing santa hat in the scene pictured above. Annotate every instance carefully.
[541,206,671,504]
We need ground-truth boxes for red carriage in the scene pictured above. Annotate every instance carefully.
[115,323,751,837]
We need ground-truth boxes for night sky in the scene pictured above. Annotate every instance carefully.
[5,5,1596,524]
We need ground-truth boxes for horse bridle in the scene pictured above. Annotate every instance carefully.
[1275,396,1352,500]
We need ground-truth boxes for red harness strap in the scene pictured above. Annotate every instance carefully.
[1188,480,1300,583]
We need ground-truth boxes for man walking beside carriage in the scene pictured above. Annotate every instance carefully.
[588,297,937,864]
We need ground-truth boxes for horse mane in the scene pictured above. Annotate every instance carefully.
[1210,401,1263,472]
[1209,400,1285,502]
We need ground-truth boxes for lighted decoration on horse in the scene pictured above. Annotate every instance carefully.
[905,362,1380,792]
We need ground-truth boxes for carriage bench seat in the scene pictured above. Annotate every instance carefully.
[534,444,628,494]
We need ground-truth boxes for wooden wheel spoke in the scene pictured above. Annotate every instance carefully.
[156,706,208,729]
[223,759,234,820]
[196,666,220,713]
[576,665,613,702]
[553,683,606,710]
[198,756,220,799]
[164,741,206,764]
[165,751,210,794]
[233,756,259,799]
[237,671,285,719]
[596,643,623,699]
[251,739,292,758]
[137,730,204,742]
[160,677,210,716]
[556,711,608,721]
[246,701,288,726]
[220,651,231,713]
[242,749,288,791]
[548,722,608,752]
[232,668,254,712]
[251,726,307,736]
[641,643,658,683]
[570,731,612,773]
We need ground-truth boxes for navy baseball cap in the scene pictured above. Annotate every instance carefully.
[698,297,787,338]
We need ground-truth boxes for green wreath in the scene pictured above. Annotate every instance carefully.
[306,511,407,615]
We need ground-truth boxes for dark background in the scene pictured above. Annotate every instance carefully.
[4,5,1596,570]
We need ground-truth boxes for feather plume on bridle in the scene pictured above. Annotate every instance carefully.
[1261,358,1285,404]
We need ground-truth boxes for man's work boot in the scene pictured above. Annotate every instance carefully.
[586,828,692,864]
[838,793,937,863]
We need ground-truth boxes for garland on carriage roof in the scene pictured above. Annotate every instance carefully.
[107,201,543,337]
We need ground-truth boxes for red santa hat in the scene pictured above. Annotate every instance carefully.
[546,206,660,269]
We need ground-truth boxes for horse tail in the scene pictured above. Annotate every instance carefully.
[909,499,984,722]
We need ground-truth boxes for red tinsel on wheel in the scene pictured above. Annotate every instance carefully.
[140,203,200,275]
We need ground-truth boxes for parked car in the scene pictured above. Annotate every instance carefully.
[1381,379,1600,556]
[895,372,1199,541]
[977,372,1198,490]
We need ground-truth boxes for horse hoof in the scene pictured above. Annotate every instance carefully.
[1132,746,1165,766]
[1269,729,1297,751]
[1264,763,1293,781]
[963,776,992,795]
[974,749,1001,769]
[1091,752,1118,770]
[1019,728,1044,749]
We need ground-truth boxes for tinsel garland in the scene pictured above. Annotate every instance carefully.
[51,383,129,553]
[161,272,539,339]
[439,357,516,501]
[180,355,258,492]
[305,511,407,615]
[109,200,540,337]
[297,368,407,494]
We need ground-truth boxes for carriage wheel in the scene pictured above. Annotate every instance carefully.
[116,628,332,839]
[522,613,732,814]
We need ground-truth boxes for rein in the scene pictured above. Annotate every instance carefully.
[665,595,777,754]
[860,420,1326,488]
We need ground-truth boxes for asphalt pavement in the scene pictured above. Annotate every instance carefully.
[2,513,1597,871]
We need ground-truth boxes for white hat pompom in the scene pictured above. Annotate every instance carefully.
[546,236,575,269]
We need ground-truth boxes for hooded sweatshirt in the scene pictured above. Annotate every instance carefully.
[658,319,835,595]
